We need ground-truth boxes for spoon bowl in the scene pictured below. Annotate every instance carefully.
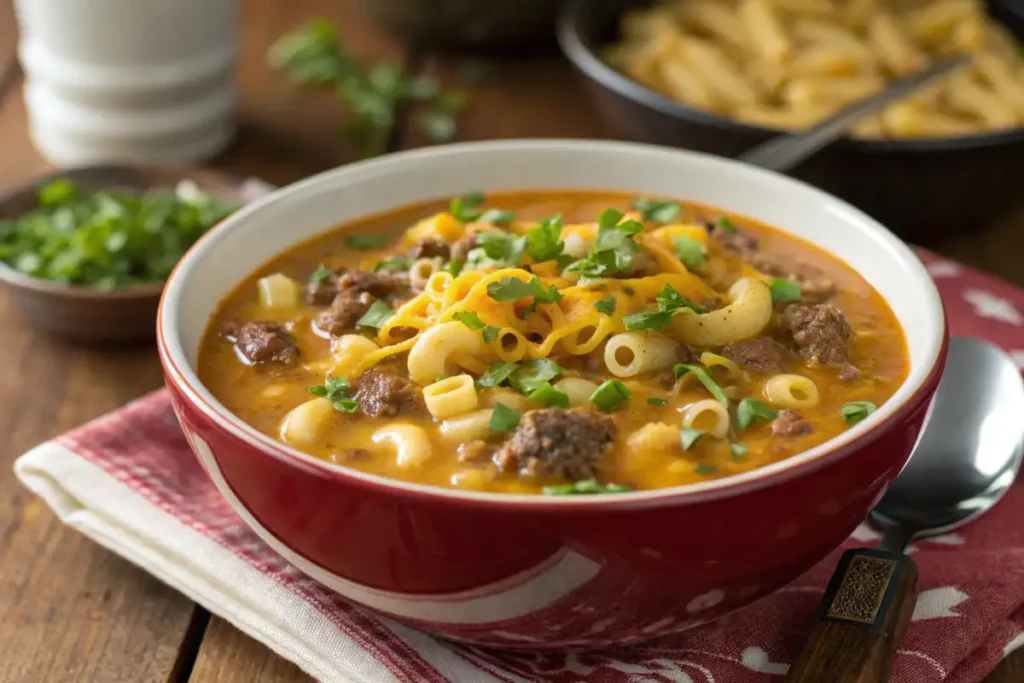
[871,336,1024,537]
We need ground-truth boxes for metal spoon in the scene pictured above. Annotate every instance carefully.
[739,54,971,173]
[786,337,1024,683]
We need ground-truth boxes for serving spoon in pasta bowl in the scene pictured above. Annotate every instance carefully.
[738,54,972,173]
[786,336,1024,683]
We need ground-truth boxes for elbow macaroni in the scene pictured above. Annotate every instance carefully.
[672,278,773,347]
[280,398,336,445]
[682,399,731,438]
[407,321,489,384]
[372,423,433,469]
[764,374,820,408]
[604,332,679,377]
[423,374,479,419]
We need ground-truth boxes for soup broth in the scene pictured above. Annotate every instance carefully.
[198,190,909,495]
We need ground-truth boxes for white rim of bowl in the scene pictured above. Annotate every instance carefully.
[158,139,947,508]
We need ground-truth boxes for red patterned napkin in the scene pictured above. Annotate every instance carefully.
[13,249,1024,683]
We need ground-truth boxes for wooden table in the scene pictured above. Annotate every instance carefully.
[0,1,1020,681]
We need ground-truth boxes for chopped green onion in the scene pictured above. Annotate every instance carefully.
[647,397,667,407]
[736,398,779,431]
[842,401,877,426]
[674,364,729,406]
[489,402,522,433]
[347,234,392,249]
[674,236,707,270]
[373,257,409,272]
[729,442,749,459]
[527,382,570,408]
[694,463,718,475]
[590,379,631,412]
[509,359,563,394]
[542,479,633,495]
[452,311,485,330]
[680,427,704,451]
[476,362,519,388]
[595,297,616,315]
[716,217,737,231]
[770,278,802,303]
[356,300,393,329]
[445,258,464,276]
[482,325,501,344]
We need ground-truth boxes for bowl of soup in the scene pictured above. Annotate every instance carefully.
[158,139,946,649]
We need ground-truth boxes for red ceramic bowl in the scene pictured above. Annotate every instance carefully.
[157,140,947,649]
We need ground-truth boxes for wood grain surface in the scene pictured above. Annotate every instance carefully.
[0,0,1022,681]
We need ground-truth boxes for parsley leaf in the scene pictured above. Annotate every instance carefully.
[656,283,707,314]
[445,259,464,276]
[373,256,408,272]
[308,377,359,413]
[449,191,486,222]
[595,297,616,315]
[716,216,737,232]
[842,401,877,426]
[486,276,563,304]
[770,278,802,303]
[476,362,519,388]
[452,311,485,330]
[674,364,730,406]
[736,398,779,430]
[527,382,570,408]
[680,427,704,450]
[590,379,631,412]
[356,300,393,329]
[631,197,683,224]
[489,402,522,432]
[542,479,633,495]
[475,229,525,266]
[524,214,565,263]
[564,210,645,280]
[347,234,392,249]
[623,310,675,331]
[674,236,707,270]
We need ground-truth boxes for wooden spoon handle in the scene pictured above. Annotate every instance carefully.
[784,548,919,683]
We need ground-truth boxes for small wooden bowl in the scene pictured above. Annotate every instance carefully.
[0,165,250,343]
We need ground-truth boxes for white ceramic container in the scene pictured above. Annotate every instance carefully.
[13,0,239,165]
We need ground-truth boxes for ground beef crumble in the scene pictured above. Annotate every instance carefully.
[719,337,786,374]
[494,408,616,481]
[773,409,812,437]
[407,237,450,261]
[354,368,426,417]
[783,303,854,366]
[224,321,298,365]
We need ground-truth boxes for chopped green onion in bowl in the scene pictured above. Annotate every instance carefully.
[0,179,239,290]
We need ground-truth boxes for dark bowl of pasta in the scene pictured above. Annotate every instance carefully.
[158,139,946,649]
[558,0,1024,239]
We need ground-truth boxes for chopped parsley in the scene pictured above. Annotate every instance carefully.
[346,234,392,249]
[527,382,570,408]
[736,398,779,431]
[680,427,704,450]
[486,276,563,304]
[489,402,522,433]
[452,311,485,330]
[646,397,668,406]
[482,325,501,343]
[309,265,333,283]
[770,278,802,303]
[478,208,516,226]
[373,256,408,272]
[729,442,748,459]
[542,479,633,495]
[674,236,707,270]
[564,209,645,280]
[308,377,359,413]
[449,190,486,222]
[595,297,616,315]
[631,197,683,224]
[524,214,565,263]
[624,284,706,331]
[590,379,631,412]
[472,229,525,267]
[475,362,519,388]
[656,283,707,313]
[842,401,877,426]
[356,300,393,329]
[674,364,729,405]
